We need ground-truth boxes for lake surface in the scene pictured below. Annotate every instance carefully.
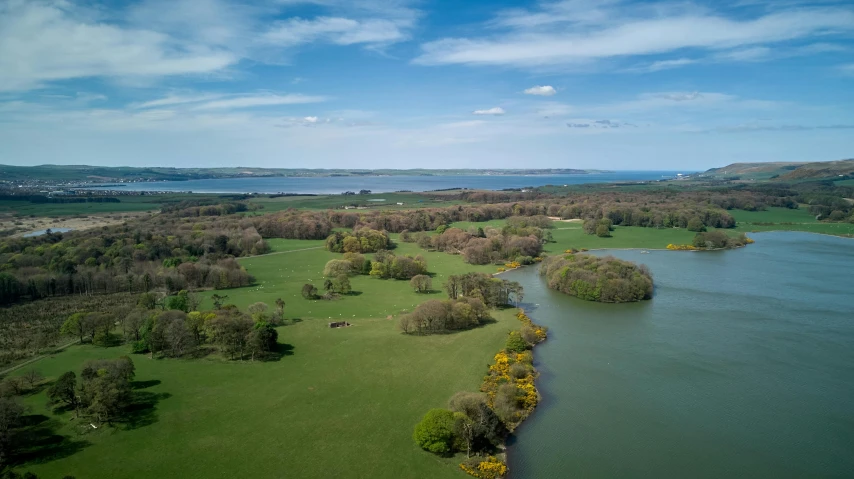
[23,227,73,237]
[81,171,682,194]
[504,232,854,478]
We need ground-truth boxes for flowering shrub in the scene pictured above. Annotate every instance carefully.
[460,456,508,479]
[496,267,506,272]
[516,311,547,342]
[667,243,699,250]
[503,261,522,269]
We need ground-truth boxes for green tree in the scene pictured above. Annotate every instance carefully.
[413,408,457,455]
[211,293,228,310]
[332,275,351,294]
[47,371,79,415]
[60,312,86,343]
[595,224,611,237]
[687,217,706,232]
[167,290,190,312]
[410,274,432,293]
[301,284,318,300]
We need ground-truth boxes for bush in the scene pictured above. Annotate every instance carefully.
[413,409,458,454]
[301,283,318,300]
[505,331,527,353]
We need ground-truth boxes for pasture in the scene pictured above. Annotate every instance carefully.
[11,237,518,479]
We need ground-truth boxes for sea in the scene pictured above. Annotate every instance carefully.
[81,171,684,194]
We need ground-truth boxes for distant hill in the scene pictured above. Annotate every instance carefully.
[702,159,854,181]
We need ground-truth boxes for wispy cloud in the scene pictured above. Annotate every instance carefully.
[413,1,854,68]
[473,107,506,115]
[0,0,236,91]
[192,94,328,110]
[523,85,557,96]
[0,0,421,92]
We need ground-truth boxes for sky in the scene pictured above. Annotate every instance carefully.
[0,0,852,170]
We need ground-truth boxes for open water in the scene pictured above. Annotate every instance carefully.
[81,171,682,194]
[503,232,854,478]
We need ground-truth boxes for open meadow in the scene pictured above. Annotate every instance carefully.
[9,237,519,479]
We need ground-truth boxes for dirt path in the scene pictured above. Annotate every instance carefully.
[0,339,79,376]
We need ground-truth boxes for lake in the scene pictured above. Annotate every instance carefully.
[503,232,854,478]
[82,171,682,194]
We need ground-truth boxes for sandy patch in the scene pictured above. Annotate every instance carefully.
[1,211,155,237]
[547,216,583,223]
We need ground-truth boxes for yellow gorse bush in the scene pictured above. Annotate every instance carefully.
[666,243,699,250]
[460,456,508,479]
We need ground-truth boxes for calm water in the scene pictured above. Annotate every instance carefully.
[504,232,854,478]
[83,171,682,194]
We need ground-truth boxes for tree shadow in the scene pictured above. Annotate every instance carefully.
[119,391,172,431]
[10,415,90,466]
[258,343,294,362]
[131,379,161,390]
[180,346,216,360]
[344,291,363,296]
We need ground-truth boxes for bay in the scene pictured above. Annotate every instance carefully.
[80,171,682,194]
[503,232,854,478]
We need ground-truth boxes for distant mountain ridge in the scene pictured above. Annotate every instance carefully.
[703,159,854,181]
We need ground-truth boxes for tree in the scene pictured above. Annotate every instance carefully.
[687,217,706,232]
[211,293,228,310]
[22,369,44,389]
[78,357,135,425]
[301,284,318,300]
[323,259,352,278]
[167,290,190,312]
[332,275,351,294]
[323,279,334,293]
[60,312,86,343]
[247,302,269,321]
[413,408,457,455]
[410,275,432,293]
[248,322,278,361]
[595,224,611,237]
[0,397,24,466]
[274,298,285,323]
[47,372,78,415]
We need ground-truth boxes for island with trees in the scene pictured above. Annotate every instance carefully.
[539,254,654,303]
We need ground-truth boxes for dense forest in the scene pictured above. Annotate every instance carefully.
[540,254,654,303]
[0,214,264,306]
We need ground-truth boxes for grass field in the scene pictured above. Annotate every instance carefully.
[248,192,462,212]
[0,199,160,217]
[729,207,854,237]
[11,237,518,479]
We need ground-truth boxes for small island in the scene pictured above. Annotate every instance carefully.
[540,254,654,303]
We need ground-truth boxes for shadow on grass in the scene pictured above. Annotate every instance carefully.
[131,379,161,389]
[181,346,217,360]
[10,415,90,467]
[344,291,363,296]
[119,390,172,431]
[258,343,294,362]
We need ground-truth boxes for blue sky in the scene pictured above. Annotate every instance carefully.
[0,0,852,170]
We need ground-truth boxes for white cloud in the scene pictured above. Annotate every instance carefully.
[714,46,772,62]
[627,58,698,73]
[192,94,328,110]
[473,107,506,115]
[263,16,410,46]
[303,116,319,123]
[132,94,227,109]
[0,0,237,91]
[524,85,557,96]
[414,2,854,68]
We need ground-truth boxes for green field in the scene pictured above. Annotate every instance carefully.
[729,207,854,237]
[10,237,519,478]
[247,192,462,212]
[0,199,160,217]
[208,237,496,315]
